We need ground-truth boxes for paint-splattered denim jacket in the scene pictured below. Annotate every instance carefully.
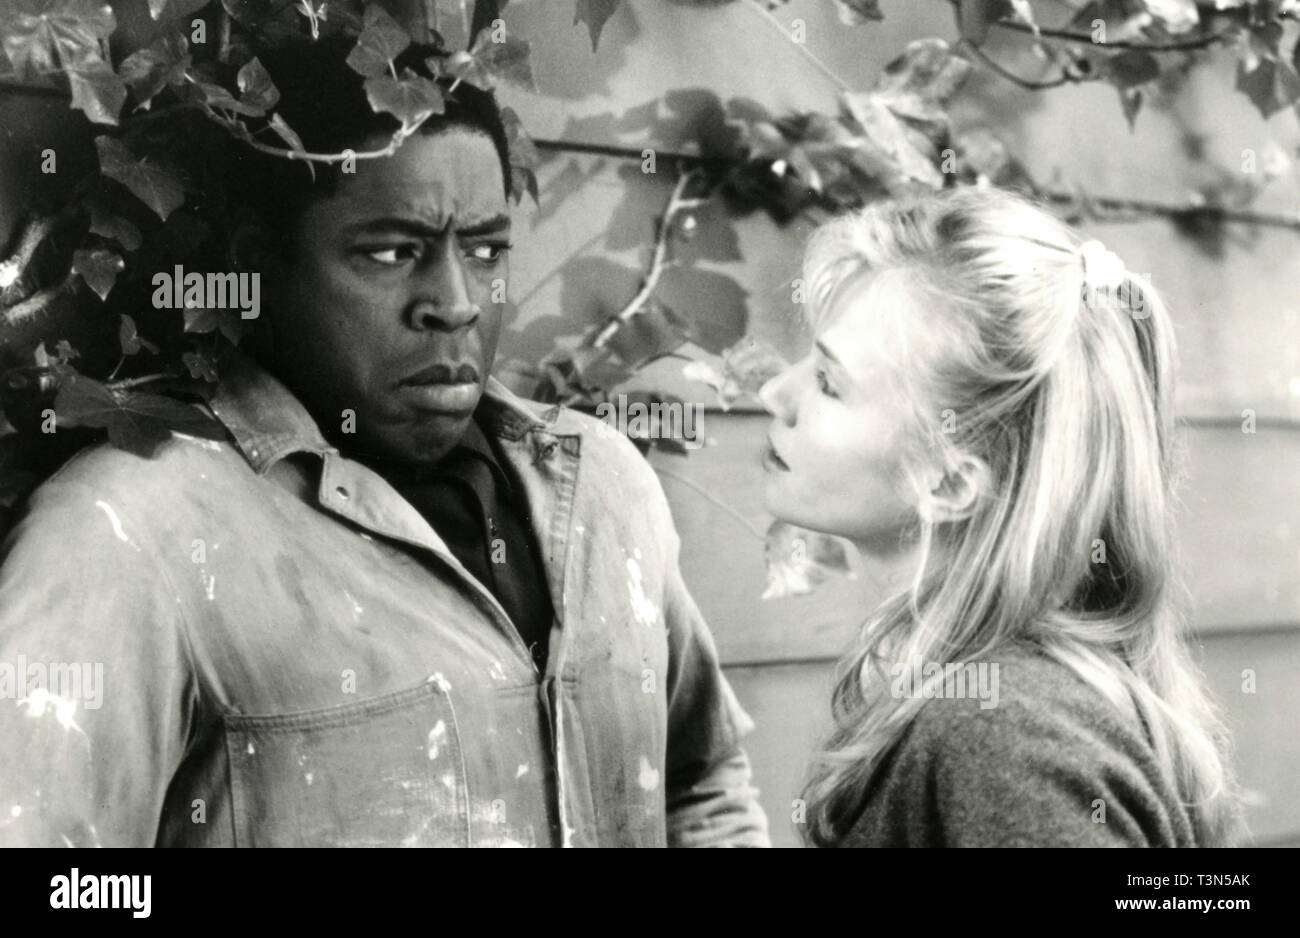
[0,351,769,847]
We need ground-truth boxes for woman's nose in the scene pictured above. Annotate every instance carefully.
[759,369,796,425]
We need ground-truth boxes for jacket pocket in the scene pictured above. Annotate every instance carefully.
[223,678,468,847]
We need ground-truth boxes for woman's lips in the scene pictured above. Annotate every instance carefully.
[395,381,480,413]
[762,436,790,472]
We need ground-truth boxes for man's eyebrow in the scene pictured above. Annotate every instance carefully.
[348,215,511,238]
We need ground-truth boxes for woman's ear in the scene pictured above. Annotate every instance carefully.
[918,454,988,523]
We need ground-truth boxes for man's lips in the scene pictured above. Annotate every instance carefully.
[396,361,481,413]
[400,362,480,386]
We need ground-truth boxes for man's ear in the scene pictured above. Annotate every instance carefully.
[228,219,278,274]
[917,454,988,524]
[228,220,279,366]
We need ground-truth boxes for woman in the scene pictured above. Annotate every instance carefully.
[759,187,1242,847]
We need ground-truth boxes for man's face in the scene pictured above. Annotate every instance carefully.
[265,127,510,466]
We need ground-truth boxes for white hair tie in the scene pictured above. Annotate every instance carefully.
[1079,239,1127,288]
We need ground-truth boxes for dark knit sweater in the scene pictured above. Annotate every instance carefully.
[839,642,1203,847]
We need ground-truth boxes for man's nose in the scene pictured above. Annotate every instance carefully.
[408,243,479,331]
[758,367,797,426]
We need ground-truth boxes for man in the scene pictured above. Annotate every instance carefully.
[0,37,768,847]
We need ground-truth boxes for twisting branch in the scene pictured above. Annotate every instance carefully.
[959,38,1072,89]
[591,167,706,350]
[942,0,1241,52]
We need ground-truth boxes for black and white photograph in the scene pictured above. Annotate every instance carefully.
[0,0,1291,915]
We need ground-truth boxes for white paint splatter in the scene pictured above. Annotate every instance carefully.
[173,433,223,451]
[343,589,364,621]
[201,572,216,601]
[16,689,82,734]
[10,805,20,817]
[488,660,507,682]
[93,501,140,551]
[440,772,455,790]
[426,720,447,760]
[515,763,529,779]
[304,772,314,785]
[246,741,256,755]
[428,672,451,693]
[637,755,660,792]
[626,556,659,628]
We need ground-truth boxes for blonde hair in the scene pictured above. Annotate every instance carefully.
[800,186,1240,846]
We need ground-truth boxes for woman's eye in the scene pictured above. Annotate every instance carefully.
[468,243,510,264]
[815,368,839,399]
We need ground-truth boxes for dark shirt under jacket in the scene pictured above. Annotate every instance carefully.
[347,414,554,673]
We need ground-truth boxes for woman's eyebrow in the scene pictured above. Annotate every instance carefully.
[815,340,845,370]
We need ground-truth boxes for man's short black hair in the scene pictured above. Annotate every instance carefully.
[227,34,512,246]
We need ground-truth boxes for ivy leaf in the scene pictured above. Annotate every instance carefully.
[956,0,1012,46]
[88,203,142,251]
[1237,55,1300,118]
[148,0,209,20]
[604,299,690,370]
[682,338,787,411]
[267,112,306,153]
[71,246,123,300]
[54,377,225,458]
[365,71,445,127]
[656,267,749,354]
[54,339,80,363]
[1118,86,1143,129]
[761,521,856,600]
[501,106,539,205]
[0,0,117,80]
[68,60,127,125]
[574,0,620,52]
[96,135,185,220]
[182,349,220,382]
[118,33,190,107]
[843,91,943,187]
[184,305,250,344]
[346,4,411,77]
[190,79,268,117]
[832,0,884,25]
[118,313,160,355]
[443,28,535,92]
[237,56,280,112]
[1105,49,1160,88]
[1142,0,1199,36]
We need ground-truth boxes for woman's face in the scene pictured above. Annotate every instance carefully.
[759,279,922,554]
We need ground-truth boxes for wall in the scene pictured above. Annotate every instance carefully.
[497,0,1300,846]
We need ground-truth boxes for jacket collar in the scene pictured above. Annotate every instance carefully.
[206,349,562,476]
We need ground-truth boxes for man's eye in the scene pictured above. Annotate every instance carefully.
[815,368,840,399]
[362,245,419,265]
[467,243,510,264]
